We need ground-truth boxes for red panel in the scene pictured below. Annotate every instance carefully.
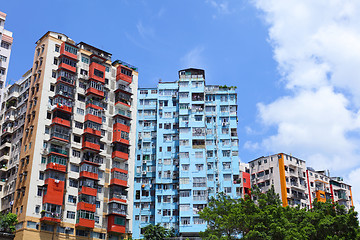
[116,66,132,84]
[43,179,65,205]
[111,168,128,174]
[109,197,127,204]
[79,186,97,196]
[80,171,98,180]
[58,62,76,73]
[40,216,61,223]
[77,202,96,212]
[82,141,100,151]
[46,163,66,173]
[48,151,68,158]
[110,178,127,187]
[76,218,95,229]
[107,215,126,233]
[54,104,72,114]
[112,123,130,144]
[115,101,131,108]
[60,42,77,60]
[86,103,103,110]
[52,117,71,128]
[86,87,105,98]
[112,151,129,160]
[85,114,102,124]
[89,62,105,84]
[242,172,250,189]
[83,128,102,137]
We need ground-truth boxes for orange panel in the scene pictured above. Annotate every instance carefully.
[113,123,130,132]
[55,104,72,113]
[278,154,288,207]
[86,103,103,110]
[85,114,102,124]
[76,218,95,229]
[77,202,96,212]
[89,62,105,84]
[86,87,105,98]
[109,197,127,204]
[60,42,78,60]
[40,216,61,223]
[46,163,66,173]
[79,186,97,196]
[115,101,131,108]
[83,128,102,137]
[43,179,65,205]
[107,215,126,233]
[111,168,128,174]
[82,141,100,151]
[52,117,71,128]
[112,151,129,160]
[316,190,326,203]
[110,178,127,187]
[80,171,98,180]
[58,62,76,73]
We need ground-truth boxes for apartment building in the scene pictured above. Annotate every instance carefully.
[132,68,241,239]
[249,153,353,210]
[0,70,31,213]
[236,162,250,199]
[10,31,138,240]
[0,11,14,100]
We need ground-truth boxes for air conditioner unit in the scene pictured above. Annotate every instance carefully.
[65,227,71,231]
[215,177,219,181]
[142,171,147,175]
[142,160,147,164]
[159,106,163,110]
[222,123,227,127]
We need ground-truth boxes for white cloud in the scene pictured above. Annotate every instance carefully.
[136,20,155,39]
[180,46,206,69]
[252,0,360,204]
[206,0,231,17]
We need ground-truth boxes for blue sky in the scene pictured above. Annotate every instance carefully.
[3,0,360,206]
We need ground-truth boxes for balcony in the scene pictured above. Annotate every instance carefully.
[82,141,100,152]
[77,202,96,212]
[114,109,131,119]
[85,114,102,125]
[107,215,126,234]
[89,62,105,84]
[79,186,97,196]
[116,65,132,84]
[83,128,102,137]
[86,102,103,110]
[86,87,104,98]
[112,151,128,160]
[80,171,98,180]
[60,42,78,60]
[109,193,127,203]
[56,75,75,86]
[51,117,71,128]
[115,99,131,108]
[46,162,66,173]
[53,103,72,114]
[58,62,76,73]
[76,218,95,229]
[40,211,61,223]
[48,148,68,157]
[116,84,132,95]
[50,132,70,144]
[43,179,65,205]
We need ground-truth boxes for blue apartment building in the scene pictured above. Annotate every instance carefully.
[132,68,240,239]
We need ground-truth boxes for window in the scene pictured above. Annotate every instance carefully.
[75,121,83,129]
[69,178,78,188]
[77,108,84,115]
[39,171,44,180]
[73,135,81,143]
[68,195,77,204]
[50,85,55,92]
[1,41,11,49]
[70,164,79,172]
[52,71,56,78]
[55,45,60,52]
[53,58,58,65]
[78,94,85,102]
[80,69,88,75]
[167,146,171,152]
[76,229,89,237]
[37,187,42,196]
[72,149,80,157]
[81,56,89,64]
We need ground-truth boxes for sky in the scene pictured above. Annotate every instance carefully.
[2,0,360,208]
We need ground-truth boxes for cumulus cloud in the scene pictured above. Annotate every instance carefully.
[251,0,360,206]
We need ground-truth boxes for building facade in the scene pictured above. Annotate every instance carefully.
[132,68,241,239]
[249,153,353,210]
[9,31,138,240]
[0,70,31,213]
[0,11,14,101]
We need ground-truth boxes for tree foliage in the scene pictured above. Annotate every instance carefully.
[141,223,176,240]
[200,186,360,240]
[0,212,18,233]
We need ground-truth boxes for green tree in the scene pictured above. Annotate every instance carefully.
[0,212,18,233]
[141,223,176,240]
[200,186,360,240]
